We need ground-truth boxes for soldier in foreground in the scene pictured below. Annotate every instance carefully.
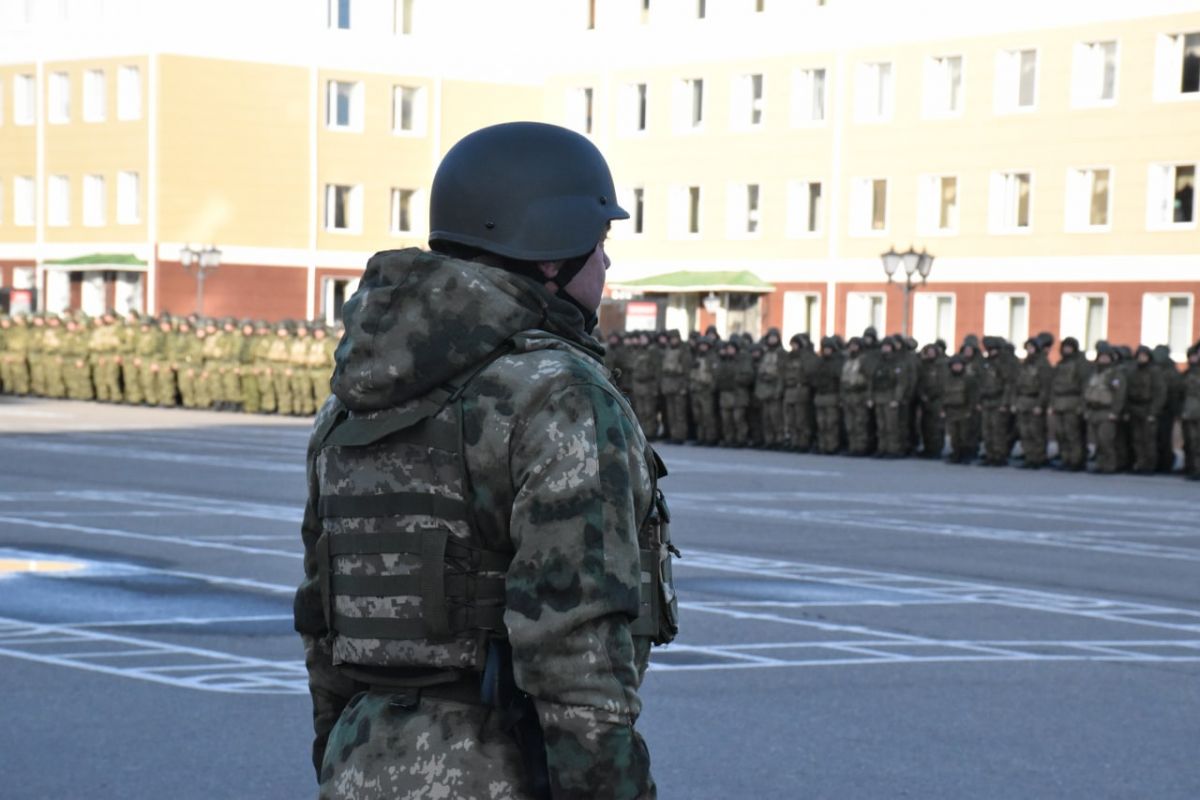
[294,122,677,800]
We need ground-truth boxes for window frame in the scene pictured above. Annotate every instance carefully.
[83,68,106,123]
[917,173,960,236]
[326,80,364,132]
[48,71,70,124]
[47,174,71,226]
[1154,31,1200,102]
[984,291,1032,345]
[786,179,823,238]
[674,77,705,133]
[849,176,889,236]
[13,175,35,226]
[1146,161,1197,229]
[389,187,420,235]
[117,171,140,225]
[846,291,888,336]
[392,84,427,136]
[324,183,362,234]
[731,72,765,131]
[1059,292,1109,357]
[14,74,35,126]
[116,65,141,121]
[855,60,894,123]
[1064,165,1114,233]
[1071,39,1120,108]
[989,169,1034,234]
[994,47,1039,114]
[82,173,106,227]
[923,54,965,118]
[791,66,828,127]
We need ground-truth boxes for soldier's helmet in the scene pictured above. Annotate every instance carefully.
[1061,336,1079,355]
[1035,331,1055,350]
[429,121,628,263]
[789,333,806,348]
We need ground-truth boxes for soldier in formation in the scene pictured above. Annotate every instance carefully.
[593,324,1199,479]
[0,310,341,417]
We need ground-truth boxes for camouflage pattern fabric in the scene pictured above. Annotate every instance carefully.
[296,248,663,800]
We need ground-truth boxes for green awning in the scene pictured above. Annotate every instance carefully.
[44,253,147,267]
[610,270,774,294]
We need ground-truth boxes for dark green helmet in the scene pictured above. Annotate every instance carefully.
[428,121,629,261]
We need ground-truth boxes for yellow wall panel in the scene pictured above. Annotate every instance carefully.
[0,63,38,243]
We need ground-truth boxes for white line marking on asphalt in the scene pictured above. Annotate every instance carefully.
[0,437,304,473]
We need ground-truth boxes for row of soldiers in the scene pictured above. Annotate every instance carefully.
[0,311,339,416]
[604,326,1200,481]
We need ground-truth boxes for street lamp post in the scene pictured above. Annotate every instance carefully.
[880,245,934,338]
[180,244,222,316]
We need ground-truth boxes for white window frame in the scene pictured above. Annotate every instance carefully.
[846,291,887,336]
[1071,40,1119,108]
[324,183,362,233]
[783,291,822,340]
[14,74,35,126]
[989,170,1034,234]
[855,61,894,122]
[389,187,422,234]
[669,184,702,238]
[786,179,823,237]
[726,182,762,238]
[994,47,1038,114]
[326,80,363,132]
[791,66,828,126]
[912,292,956,348]
[1141,293,1195,360]
[849,177,888,236]
[731,73,765,131]
[1153,31,1200,101]
[618,82,648,136]
[917,174,960,236]
[1059,293,1108,357]
[984,292,1031,345]
[1146,162,1197,229]
[0,80,4,126]
[392,84,427,135]
[82,173,105,227]
[48,174,70,226]
[117,171,140,225]
[1064,166,1113,232]
[566,86,595,135]
[14,176,35,226]
[615,185,646,237]
[48,71,70,124]
[83,68,105,122]
[117,65,141,121]
[329,0,352,29]
[923,54,964,118]
[674,77,705,132]
[393,0,415,35]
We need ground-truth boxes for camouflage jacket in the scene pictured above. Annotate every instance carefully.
[296,249,662,800]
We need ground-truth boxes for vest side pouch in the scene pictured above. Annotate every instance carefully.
[632,449,679,646]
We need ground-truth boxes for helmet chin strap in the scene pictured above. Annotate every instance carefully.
[548,252,598,334]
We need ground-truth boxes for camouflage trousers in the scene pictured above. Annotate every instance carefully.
[64,358,94,401]
[320,692,531,800]
[177,365,201,408]
[784,392,814,451]
[43,357,67,398]
[240,368,262,414]
[873,398,908,457]
[980,405,1013,465]
[918,401,945,458]
[758,395,785,447]
[1016,411,1048,467]
[118,362,139,403]
[813,396,841,454]
[690,388,719,444]
[1089,412,1123,474]
[632,389,659,438]
[842,394,874,455]
[291,369,317,416]
[310,368,332,411]
[150,362,178,406]
[718,393,748,445]
[257,364,278,413]
[91,356,122,401]
[661,389,689,443]
[1183,419,1200,479]
[1052,409,1087,470]
[1,354,30,394]
[1127,414,1158,474]
[272,367,295,415]
[945,408,978,462]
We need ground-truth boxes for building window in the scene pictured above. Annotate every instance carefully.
[324,184,361,232]
[1155,32,1200,98]
[786,180,822,236]
[1141,294,1194,358]
[48,175,70,226]
[394,0,415,34]
[856,61,893,121]
[913,293,956,347]
[918,175,959,234]
[732,73,764,129]
[631,187,645,234]
[1147,163,1196,227]
[619,82,648,134]
[14,176,34,226]
[329,0,351,29]
[1060,294,1107,355]
[990,171,1032,232]
[675,78,704,131]
[117,171,140,224]
[727,183,761,236]
[925,55,963,116]
[1072,41,1118,106]
[82,69,105,122]
[697,0,706,18]
[567,87,594,135]
[670,185,702,237]
[847,292,886,336]
[850,177,887,234]
[48,71,70,123]
[1065,167,1111,230]
[985,293,1029,345]
[117,66,141,120]
[792,67,826,124]
[392,85,426,134]
[783,292,821,339]
[996,48,1037,112]
[389,188,419,233]
[327,80,363,131]
[83,174,105,227]
[14,74,35,125]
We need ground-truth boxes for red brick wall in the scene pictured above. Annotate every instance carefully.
[155,261,308,322]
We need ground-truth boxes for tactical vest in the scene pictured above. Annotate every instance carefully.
[313,342,678,685]
[1084,372,1115,408]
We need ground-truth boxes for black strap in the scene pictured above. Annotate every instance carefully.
[421,528,450,638]
[630,548,659,637]
[332,614,428,640]
[323,400,457,450]
[318,491,471,521]
[331,572,506,600]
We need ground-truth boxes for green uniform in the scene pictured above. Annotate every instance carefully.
[754,337,785,447]
[812,348,843,454]
[978,350,1014,466]
[1085,357,1127,474]
[41,320,67,399]
[783,341,817,452]
[1125,349,1168,474]
[62,322,94,401]
[1013,347,1053,468]
[868,345,914,457]
[267,329,294,415]
[687,343,719,445]
[289,330,315,415]
[630,343,660,438]
[840,349,873,455]
[1049,346,1091,471]
[715,345,753,446]
[658,339,691,443]
[1181,350,1200,480]
[943,361,980,463]
[916,350,947,458]
[296,249,672,800]
[1,319,31,395]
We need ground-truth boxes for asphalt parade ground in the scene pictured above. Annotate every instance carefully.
[0,396,1197,800]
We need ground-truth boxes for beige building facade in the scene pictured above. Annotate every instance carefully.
[1,0,1198,356]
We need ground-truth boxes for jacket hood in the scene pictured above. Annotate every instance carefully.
[331,248,600,412]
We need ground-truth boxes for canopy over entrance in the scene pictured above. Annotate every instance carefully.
[609,269,774,294]
[44,253,148,271]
